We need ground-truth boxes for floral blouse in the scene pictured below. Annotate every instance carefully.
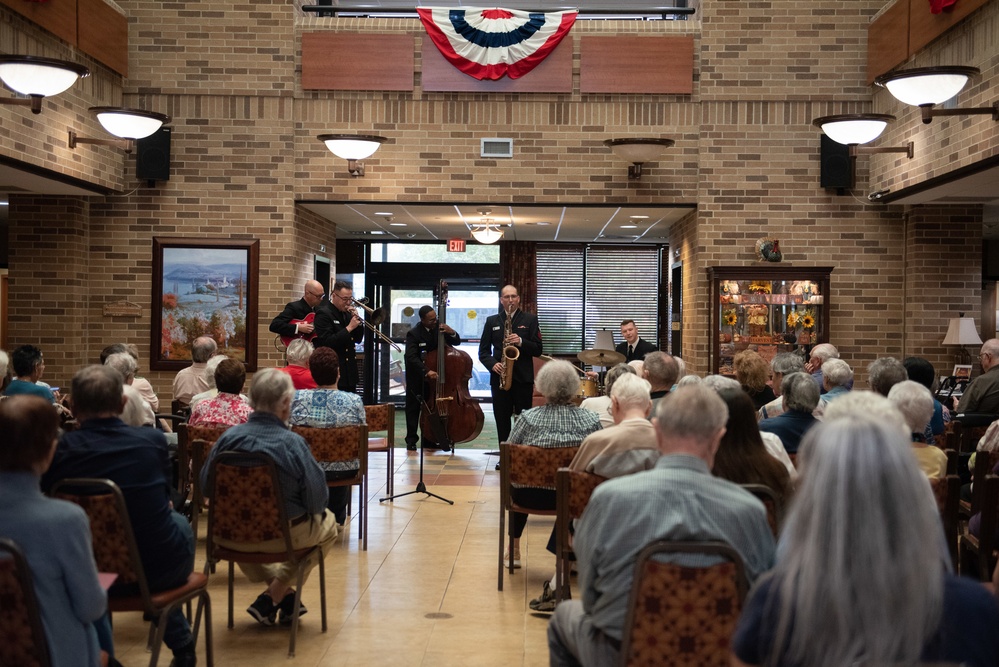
[188,392,252,426]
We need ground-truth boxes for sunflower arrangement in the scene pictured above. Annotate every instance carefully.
[748,280,772,294]
[723,309,738,326]
[800,309,816,329]
[786,311,800,329]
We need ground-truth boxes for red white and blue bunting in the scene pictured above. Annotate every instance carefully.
[417,7,577,81]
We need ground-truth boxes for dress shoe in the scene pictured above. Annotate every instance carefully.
[406,443,417,451]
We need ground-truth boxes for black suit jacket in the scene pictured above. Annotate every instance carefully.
[478,309,543,387]
[268,298,315,338]
[404,325,461,396]
[616,338,658,363]
[314,302,365,392]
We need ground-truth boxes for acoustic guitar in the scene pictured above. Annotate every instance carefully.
[279,312,317,346]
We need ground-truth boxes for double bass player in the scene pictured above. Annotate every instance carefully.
[404,305,460,452]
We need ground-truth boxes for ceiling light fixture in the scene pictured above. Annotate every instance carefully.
[470,217,504,244]
[68,107,170,153]
[317,134,387,177]
[812,114,914,158]
[603,138,675,180]
[0,55,90,114]
[875,66,999,124]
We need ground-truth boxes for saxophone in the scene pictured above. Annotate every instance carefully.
[500,305,520,391]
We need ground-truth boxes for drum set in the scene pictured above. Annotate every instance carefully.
[575,347,627,398]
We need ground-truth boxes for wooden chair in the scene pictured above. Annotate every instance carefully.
[554,467,607,602]
[959,474,999,580]
[740,483,784,538]
[952,413,999,454]
[292,424,369,551]
[959,449,999,521]
[619,540,747,667]
[0,538,51,667]
[929,474,961,568]
[204,451,328,658]
[178,423,230,537]
[498,442,580,591]
[51,478,213,667]
[365,403,395,498]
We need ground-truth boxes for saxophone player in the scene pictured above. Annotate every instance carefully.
[478,285,543,444]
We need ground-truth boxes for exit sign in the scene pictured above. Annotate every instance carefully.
[448,238,466,252]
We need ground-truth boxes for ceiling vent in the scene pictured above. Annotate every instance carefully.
[481,138,513,158]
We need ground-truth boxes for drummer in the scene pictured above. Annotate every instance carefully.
[616,319,658,362]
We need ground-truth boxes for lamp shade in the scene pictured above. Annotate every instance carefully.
[813,114,895,145]
[594,330,615,352]
[875,66,978,107]
[317,134,387,160]
[603,138,675,164]
[470,224,503,244]
[0,55,90,97]
[942,316,983,346]
[91,107,170,139]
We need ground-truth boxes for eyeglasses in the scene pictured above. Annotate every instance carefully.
[332,292,351,301]
[307,291,324,299]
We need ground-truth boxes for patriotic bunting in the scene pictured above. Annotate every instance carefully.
[417,7,577,81]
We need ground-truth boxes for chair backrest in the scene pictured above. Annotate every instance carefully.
[364,404,394,448]
[50,478,154,610]
[556,467,607,521]
[954,413,999,454]
[619,540,748,667]
[740,483,783,537]
[929,474,961,568]
[178,422,229,494]
[291,424,369,481]
[0,539,52,667]
[205,451,296,559]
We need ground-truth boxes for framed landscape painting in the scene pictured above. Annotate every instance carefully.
[151,237,259,371]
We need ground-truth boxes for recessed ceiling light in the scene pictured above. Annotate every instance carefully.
[370,230,385,235]
[525,221,551,226]
[620,224,638,229]
[374,211,393,216]
[389,222,406,227]
[629,215,649,220]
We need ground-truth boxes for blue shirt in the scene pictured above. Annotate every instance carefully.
[290,389,366,472]
[3,378,54,401]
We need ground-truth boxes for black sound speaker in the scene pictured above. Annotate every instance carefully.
[820,134,853,190]
[136,127,171,183]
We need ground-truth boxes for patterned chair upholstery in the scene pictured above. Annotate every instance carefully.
[929,474,961,568]
[51,478,213,667]
[204,452,328,658]
[619,540,747,667]
[959,474,999,581]
[0,539,51,667]
[497,442,579,591]
[554,468,607,602]
[292,424,369,551]
[740,483,783,538]
[179,423,230,538]
[365,403,395,498]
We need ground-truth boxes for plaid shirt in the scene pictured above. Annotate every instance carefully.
[508,403,602,490]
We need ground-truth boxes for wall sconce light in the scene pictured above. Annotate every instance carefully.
[0,55,90,114]
[812,114,914,158]
[68,107,170,153]
[875,66,999,125]
[603,138,675,180]
[470,216,504,244]
[942,312,983,365]
[317,134,387,177]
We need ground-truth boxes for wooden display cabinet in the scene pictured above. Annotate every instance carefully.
[708,266,833,376]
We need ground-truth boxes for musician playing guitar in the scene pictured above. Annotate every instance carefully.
[269,279,325,344]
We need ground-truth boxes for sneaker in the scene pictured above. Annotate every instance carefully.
[247,593,277,626]
[504,548,522,569]
[277,591,308,626]
[529,581,557,613]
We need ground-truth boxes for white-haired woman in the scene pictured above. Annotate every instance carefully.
[732,415,999,667]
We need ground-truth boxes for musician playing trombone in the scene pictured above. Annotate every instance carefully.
[314,280,364,394]
[478,284,543,444]
[269,279,325,340]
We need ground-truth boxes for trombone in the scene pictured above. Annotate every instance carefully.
[349,296,401,351]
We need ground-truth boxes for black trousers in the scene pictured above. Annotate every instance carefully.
[405,387,423,445]
[510,487,556,538]
[493,380,534,444]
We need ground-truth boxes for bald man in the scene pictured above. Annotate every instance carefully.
[270,280,325,341]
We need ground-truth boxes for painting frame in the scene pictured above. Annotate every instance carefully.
[150,237,260,372]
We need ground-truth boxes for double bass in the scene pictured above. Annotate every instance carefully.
[420,280,484,448]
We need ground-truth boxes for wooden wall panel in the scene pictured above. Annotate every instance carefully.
[909,0,990,54]
[867,0,909,83]
[580,36,694,95]
[0,0,77,46]
[302,33,414,91]
[78,0,128,77]
[420,36,572,93]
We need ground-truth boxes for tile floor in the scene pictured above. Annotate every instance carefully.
[111,448,567,667]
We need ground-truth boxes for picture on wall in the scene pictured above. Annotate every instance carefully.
[151,237,259,371]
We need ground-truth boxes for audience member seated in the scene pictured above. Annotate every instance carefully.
[815,358,852,415]
[579,363,635,428]
[530,373,660,613]
[760,372,820,455]
[959,338,999,414]
[734,349,777,411]
[705,375,795,476]
[288,347,365,526]
[805,342,841,394]
[506,360,602,569]
[548,384,776,667]
[731,415,999,667]
[713,387,792,504]
[100,343,161,414]
[4,344,54,401]
[172,336,218,405]
[888,380,946,479]
[0,348,11,392]
[201,368,338,627]
[281,339,318,390]
[0,395,110,667]
[41,365,198,667]
[904,356,949,445]
[642,351,678,404]
[676,374,701,387]
[188,358,252,427]
[868,356,908,396]
[757,352,806,420]
[670,356,687,391]
[105,352,156,428]
[189,354,227,409]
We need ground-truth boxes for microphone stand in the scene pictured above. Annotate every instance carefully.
[379,391,454,505]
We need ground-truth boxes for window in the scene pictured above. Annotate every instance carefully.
[370,243,499,264]
[536,245,585,355]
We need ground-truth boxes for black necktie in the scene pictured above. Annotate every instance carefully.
[628,344,634,357]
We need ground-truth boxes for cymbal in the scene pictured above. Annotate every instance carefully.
[577,348,625,366]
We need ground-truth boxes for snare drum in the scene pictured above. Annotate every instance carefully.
[579,378,599,398]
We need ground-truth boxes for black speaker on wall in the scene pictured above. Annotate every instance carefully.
[136,127,171,184]
[820,134,853,190]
